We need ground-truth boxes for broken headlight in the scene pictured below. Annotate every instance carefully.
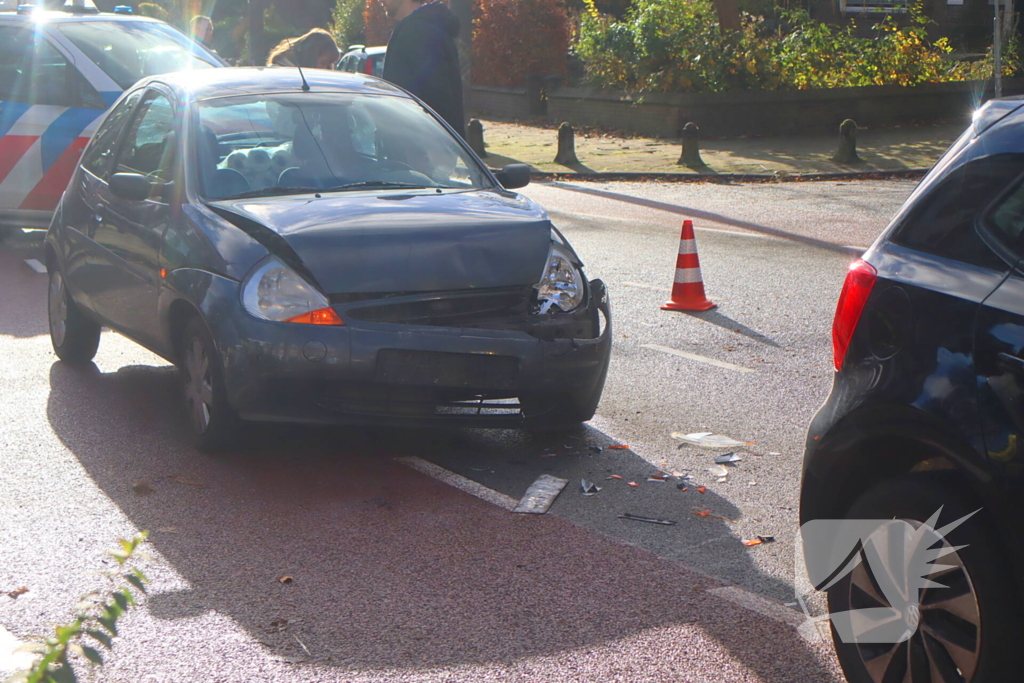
[534,242,584,314]
[241,257,342,325]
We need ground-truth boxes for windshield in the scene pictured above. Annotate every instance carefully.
[59,21,219,90]
[195,93,492,200]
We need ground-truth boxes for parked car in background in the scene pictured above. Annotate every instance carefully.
[800,98,1024,682]
[337,45,385,78]
[0,0,223,231]
[45,67,611,449]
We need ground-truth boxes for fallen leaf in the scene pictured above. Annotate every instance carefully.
[278,575,294,584]
[696,486,707,494]
[6,587,28,599]
[696,509,711,517]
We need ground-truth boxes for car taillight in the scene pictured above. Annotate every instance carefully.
[832,259,877,371]
[364,60,373,75]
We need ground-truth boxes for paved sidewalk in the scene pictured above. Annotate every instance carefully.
[474,118,966,176]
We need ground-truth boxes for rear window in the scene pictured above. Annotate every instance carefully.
[59,20,219,90]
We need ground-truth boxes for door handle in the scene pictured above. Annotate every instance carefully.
[997,352,1024,376]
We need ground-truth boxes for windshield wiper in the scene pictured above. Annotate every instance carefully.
[322,181,430,192]
[216,186,319,200]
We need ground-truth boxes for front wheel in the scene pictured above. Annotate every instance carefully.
[178,317,235,451]
[48,267,100,364]
[827,474,1023,683]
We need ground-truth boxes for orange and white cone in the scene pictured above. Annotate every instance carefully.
[662,220,716,312]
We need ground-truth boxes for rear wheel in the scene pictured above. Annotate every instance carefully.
[48,267,100,364]
[178,317,235,451]
[828,475,1023,683]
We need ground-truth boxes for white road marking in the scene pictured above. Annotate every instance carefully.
[395,456,518,512]
[23,259,46,274]
[642,344,755,373]
[707,586,807,628]
[622,282,667,292]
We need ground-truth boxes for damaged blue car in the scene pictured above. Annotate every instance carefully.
[45,67,611,449]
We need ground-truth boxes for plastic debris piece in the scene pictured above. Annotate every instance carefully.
[677,486,689,492]
[646,476,667,482]
[6,587,28,599]
[589,446,602,454]
[708,464,729,477]
[628,481,639,487]
[671,471,692,478]
[696,486,708,494]
[132,481,155,495]
[278,575,294,584]
[581,479,601,495]
[758,535,776,544]
[742,539,763,547]
[608,445,631,450]
[513,474,569,514]
[607,474,624,480]
[768,452,782,456]
[714,452,743,465]
[619,513,677,526]
[671,432,754,448]
[694,508,731,521]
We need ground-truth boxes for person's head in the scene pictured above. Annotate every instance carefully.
[267,29,340,70]
[189,15,213,46]
[379,0,426,22]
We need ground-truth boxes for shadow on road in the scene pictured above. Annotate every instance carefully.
[43,358,839,680]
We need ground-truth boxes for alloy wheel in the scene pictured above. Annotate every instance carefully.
[48,269,67,348]
[183,335,214,434]
[847,519,981,683]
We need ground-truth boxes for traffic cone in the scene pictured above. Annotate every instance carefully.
[662,220,716,312]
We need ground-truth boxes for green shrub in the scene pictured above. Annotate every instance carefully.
[331,0,367,49]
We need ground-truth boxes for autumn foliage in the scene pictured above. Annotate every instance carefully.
[472,0,570,87]
[362,0,394,46]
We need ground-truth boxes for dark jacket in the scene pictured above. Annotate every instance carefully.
[382,1,465,137]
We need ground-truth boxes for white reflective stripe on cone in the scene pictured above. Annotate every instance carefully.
[678,239,698,255]
[674,267,705,284]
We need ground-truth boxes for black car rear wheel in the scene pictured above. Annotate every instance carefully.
[48,267,100,364]
[179,317,235,451]
[828,475,1022,683]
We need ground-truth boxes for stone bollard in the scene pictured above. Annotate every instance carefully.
[467,119,487,157]
[832,119,861,163]
[677,122,706,169]
[554,122,580,166]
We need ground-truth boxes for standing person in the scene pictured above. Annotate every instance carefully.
[267,28,340,70]
[189,15,215,50]
[380,0,465,137]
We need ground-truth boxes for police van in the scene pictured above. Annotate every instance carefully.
[0,0,223,230]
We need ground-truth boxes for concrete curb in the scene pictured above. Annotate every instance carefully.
[516,168,931,183]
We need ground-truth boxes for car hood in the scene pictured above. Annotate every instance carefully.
[209,190,554,294]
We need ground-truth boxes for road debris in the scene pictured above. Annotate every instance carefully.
[619,513,677,526]
[714,453,743,465]
[166,475,208,489]
[513,474,569,514]
[131,481,155,495]
[278,575,294,584]
[694,509,731,521]
[758,535,776,543]
[672,432,754,448]
[646,475,667,482]
[708,464,730,482]
[293,633,312,657]
[696,486,708,494]
[608,445,631,450]
[628,481,639,487]
[677,486,689,492]
[581,479,601,495]
[267,619,290,632]
[606,474,624,480]
[589,446,602,454]
[743,539,763,547]
[5,587,28,599]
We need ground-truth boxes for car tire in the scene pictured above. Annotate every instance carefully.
[48,267,100,364]
[178,316,236,451]
[827,474,1023,683]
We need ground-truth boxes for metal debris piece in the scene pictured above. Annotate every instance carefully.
[581,479,601,495]
[278,575,294,584]
[513,474,569,514]
[132,481,155,495]
[671,432,754,448]
[619,513,677,526]
[758,535,776,543]
[714,453,743,465]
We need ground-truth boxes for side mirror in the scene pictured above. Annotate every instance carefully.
[494,163,530,190]
[109,173,157,202]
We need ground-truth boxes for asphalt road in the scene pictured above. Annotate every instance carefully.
[0,178,916,682]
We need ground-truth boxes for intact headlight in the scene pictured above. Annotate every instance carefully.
[534,242,584,314]
[241,257,342,325]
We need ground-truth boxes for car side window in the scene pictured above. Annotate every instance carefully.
[81,90,143,179]
[0,25,103,108]
[984,176,1024,261]
[115,91,177,182]
[891,153,1024,271]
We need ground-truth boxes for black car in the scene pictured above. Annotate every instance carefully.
[45,67,611,449]
[800,98,1024,682]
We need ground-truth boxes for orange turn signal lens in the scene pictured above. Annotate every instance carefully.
[284,307,344,326]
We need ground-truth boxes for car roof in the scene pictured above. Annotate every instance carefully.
[344,45,387,55]
[0,10,162,23]
[142,66,408,102]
